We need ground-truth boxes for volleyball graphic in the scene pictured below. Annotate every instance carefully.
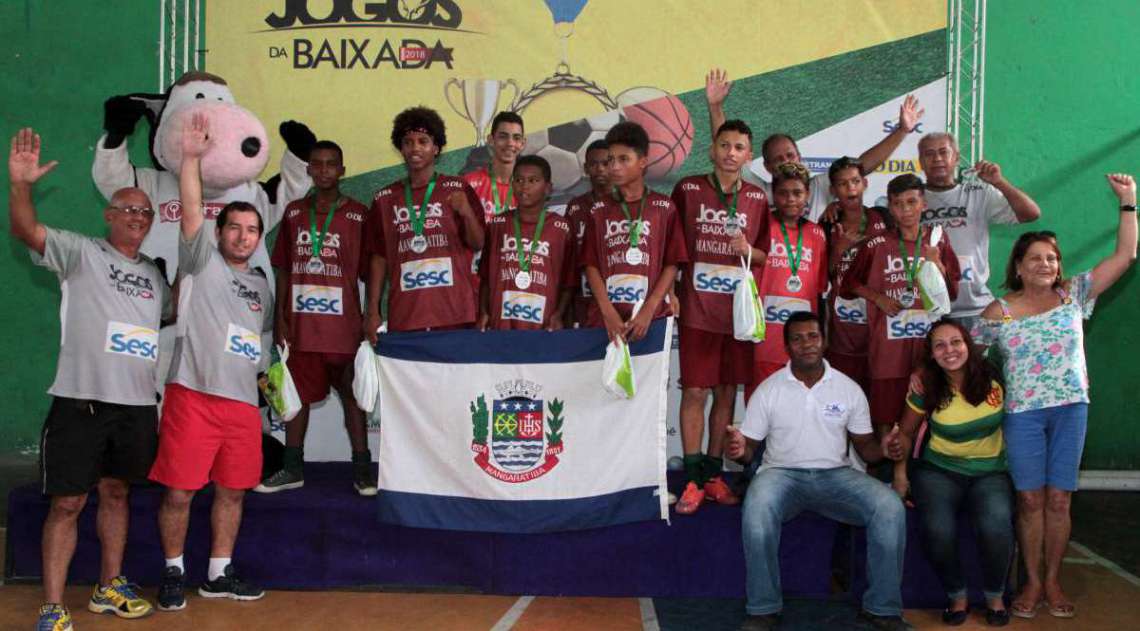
[617,87,694,180]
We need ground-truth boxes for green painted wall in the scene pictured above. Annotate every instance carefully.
[1,2,1137,468]
[984,1,1140,468]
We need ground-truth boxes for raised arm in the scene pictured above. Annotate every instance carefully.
[1090,173,1138,298]
[8,128,59,255]
[178,112,211,239]
[705,68,732,140]
[974,160,1041,223]
[857,95,924,174]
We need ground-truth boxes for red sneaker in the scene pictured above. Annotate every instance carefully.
[703,476,741,505]
[675,482,705,514]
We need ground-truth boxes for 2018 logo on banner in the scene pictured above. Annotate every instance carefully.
[469,380,566,483]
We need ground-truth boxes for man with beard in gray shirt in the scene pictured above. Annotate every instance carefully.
[148,113,272,612]
[10,128,170,630]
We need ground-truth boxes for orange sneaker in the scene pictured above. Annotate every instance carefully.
[703,476,741,505]
[675,482,705,514]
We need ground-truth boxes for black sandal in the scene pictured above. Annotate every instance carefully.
[984,608,1010,626]
[941,606,968,626]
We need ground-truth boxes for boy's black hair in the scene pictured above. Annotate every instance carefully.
[604,121,650,157]
[390,106,447,153]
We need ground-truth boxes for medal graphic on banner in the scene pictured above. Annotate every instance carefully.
[405,175,437,255]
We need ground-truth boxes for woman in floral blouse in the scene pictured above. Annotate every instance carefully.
[977,174,1137,619]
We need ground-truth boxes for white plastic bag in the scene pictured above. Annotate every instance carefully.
[602,300,642,399]
[352,340,380,414]
[917,225,951,317]
[733,252,766,342]
[261,342,302,422]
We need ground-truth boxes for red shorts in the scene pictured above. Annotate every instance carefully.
[287,351,354,405]
[827,351,870,395]
[149,384,262,491]
[678,326,753,388]
[869,378,910,431]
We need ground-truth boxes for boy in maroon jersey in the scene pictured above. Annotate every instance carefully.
[671,120,770,514]
[257,141,375,496]
[565,139,611,327]
[821,157,890,392]
[463,111,524,221]
[580,122,688,343]
[363,107,484,338]
[478,155,575,330]
[840,174,960,487]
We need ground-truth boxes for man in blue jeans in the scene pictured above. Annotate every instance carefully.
[726,311,911,631]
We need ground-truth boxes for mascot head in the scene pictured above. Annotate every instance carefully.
[153,72,269,196]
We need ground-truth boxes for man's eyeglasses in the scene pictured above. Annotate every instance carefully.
[109,205,156,217]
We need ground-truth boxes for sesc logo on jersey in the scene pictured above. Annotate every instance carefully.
[833,296,868,325]
[887,309,934,340]
[500,290,546,324]
[763,296,811,324]
[400,257,454,291]
[606,274,649,304]
[104,321,158,362]
[293,285,344,316]
[692,262,742,294]
[225,323,262,363]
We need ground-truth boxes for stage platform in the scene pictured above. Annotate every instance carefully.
[6,464,995,607]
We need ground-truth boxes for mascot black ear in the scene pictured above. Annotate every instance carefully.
[102,92,166,162]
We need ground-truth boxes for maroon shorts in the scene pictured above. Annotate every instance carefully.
[744,361,785,403]
[827,351,870,395]
[678,326,753,388]
[149,384,262,491]
[869,378,910,431]
[287,351,355,405]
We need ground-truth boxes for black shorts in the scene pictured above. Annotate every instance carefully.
[39,397,159,496]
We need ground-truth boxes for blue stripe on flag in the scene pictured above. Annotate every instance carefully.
[374,318,668,364]
[377,486,663,534]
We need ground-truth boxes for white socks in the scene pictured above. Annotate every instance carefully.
[165,555,184,572]
[208,557,232,581]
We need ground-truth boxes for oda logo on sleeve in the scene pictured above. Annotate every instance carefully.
[400,257,454,291]
[500,291,546,324]
[104,321,158,362]
[887,310,934,340]
[225,323,262,364]
[605,274,648,304]
[692,262,742,294]
[833,296,868,325]
[292,285,344,315]
[763,296,811,324]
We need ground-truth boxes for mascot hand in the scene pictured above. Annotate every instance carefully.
[103,95,148,146]
[279,120,316,162]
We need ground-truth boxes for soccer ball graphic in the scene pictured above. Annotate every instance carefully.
[523,109,623,199]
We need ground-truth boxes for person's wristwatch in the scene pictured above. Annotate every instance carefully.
[1120,204,1137,212]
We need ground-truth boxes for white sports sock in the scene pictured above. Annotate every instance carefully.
[165,555,184,572]
[208,557,232,581]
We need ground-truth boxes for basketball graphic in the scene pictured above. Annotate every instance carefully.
[617,87,693,180]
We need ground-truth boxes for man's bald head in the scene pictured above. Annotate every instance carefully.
[109,187,153,210]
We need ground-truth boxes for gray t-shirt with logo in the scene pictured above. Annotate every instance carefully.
[921,181,1018,317]
[166,227,271,406]
[32,227,171,406]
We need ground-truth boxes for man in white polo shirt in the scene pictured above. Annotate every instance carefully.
[726,311,910,631]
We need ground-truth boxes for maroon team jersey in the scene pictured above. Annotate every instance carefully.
[365,174,484,332]
[271,195,369,355]
[840,228,961,379]
[481,209,575,330]
[672,174,770,334]
[755,216,829,366]
[579,190,688,327]
[565,191,604,325]
[824,207,889,357]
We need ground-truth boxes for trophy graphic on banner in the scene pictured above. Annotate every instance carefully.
[444,78,520,146]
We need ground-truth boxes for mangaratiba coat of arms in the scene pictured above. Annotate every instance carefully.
[470,379,565,483]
